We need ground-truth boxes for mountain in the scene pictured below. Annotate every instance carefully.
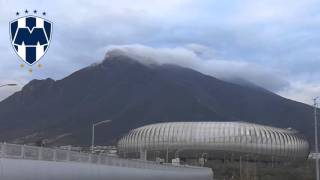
[0,52,315,146]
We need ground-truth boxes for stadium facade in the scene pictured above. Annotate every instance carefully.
[117,122,310,162]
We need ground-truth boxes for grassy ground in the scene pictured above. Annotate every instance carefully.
[205,159,315,180]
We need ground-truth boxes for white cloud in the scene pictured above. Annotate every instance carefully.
[278,81,320,105]
[103,44,289,91]
[227,0,318,25]
[0,0,320,104]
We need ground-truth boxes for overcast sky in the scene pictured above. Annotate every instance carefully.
[0,0,320,105]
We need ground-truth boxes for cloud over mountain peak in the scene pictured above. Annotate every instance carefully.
[102,44,289,92]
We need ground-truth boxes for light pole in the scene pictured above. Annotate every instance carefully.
[91,120,112,153]
[0,84,17,88]
[314,97,319,180]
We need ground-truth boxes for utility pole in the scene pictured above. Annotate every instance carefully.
[314,97,319,180]
[91,120,112,153]
[0,84,17,88]
[166,146,169,163]
[239,156,242,180]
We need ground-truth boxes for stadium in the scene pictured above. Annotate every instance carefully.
[117,122,310,162]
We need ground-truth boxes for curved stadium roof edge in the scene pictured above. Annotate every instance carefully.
[118,122,310,160]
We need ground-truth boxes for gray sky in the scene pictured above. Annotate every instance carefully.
[0,0,319,105]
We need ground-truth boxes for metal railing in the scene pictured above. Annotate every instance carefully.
[0,143,208,172]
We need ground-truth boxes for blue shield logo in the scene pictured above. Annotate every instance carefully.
[10,16,52,65]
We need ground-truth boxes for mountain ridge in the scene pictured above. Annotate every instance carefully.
[0,53,314,146]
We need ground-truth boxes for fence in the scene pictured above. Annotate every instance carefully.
[0,143,208,172]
